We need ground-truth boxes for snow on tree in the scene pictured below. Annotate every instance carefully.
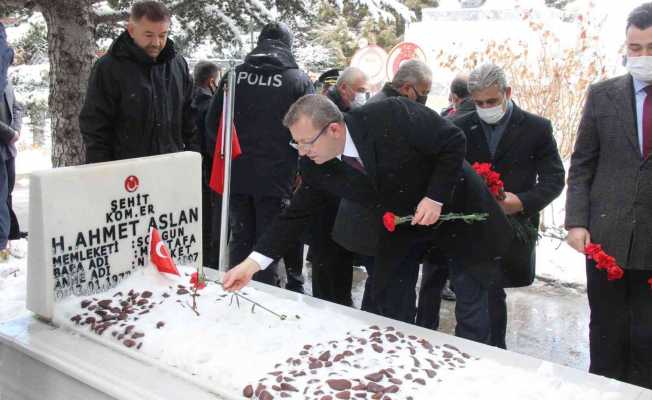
[2,0,408,167]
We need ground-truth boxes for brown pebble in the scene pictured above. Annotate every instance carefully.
[132,332,144,339]
[259,390,273,400]
[319,351,331,361]
[424,369,437,378]
[81,300,92,308]
[243,384,254,398]
[123,339,136,348]
[385,334,398,343]
[98,299,112,309]
[366,382,384,393]
[335,391,351,399]
[388,378,402,385]
[136,342,142,350]
[156,321,165,329]
[384,385,399,393]
[413,378,426,385]
[365,373,383,382]
[137,299,149,306]
[326,379,352,391]
[371,344,383,353]
[141,291,153,298]
[280,382,298,392]
[70,315,82,324]
[320,396,333,400]
[176,288,189,295]
[308,360,323,369]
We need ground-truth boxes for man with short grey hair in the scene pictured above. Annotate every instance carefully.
[451,62,564,346]
[370,59,431,105]
[325,67,369,111]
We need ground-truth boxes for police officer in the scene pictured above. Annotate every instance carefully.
[205,22,313,286]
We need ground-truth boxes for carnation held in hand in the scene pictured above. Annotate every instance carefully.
[584,243,624,281]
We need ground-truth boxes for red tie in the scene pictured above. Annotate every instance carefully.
[342,155,366,174]
[643,86,652,159]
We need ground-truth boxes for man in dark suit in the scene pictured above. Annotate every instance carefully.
[566,3,652,388]
[453,63,564,348]
[306,67,370,306]
[223,94,513,325]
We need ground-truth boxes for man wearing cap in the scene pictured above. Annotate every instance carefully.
[317,69,339,94]
[206,22,314,287]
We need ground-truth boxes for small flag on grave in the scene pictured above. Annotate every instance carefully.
[149,227,180,276]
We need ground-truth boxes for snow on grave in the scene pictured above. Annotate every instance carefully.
[26,152,202,319]
[18,150,639,400]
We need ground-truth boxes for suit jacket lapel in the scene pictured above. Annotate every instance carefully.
[466,113,492,161]
[344,113,378,186]
[493,104,525,162]
[609,74,640,156]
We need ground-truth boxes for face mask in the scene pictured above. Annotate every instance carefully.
[626,56,652,82]
[410,86,428,105]
[476,103,507,124]
[351,92,367,108]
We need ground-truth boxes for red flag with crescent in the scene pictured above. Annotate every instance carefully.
[149,228,180,276]
[209,92,242,195]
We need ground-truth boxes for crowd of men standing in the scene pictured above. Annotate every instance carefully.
[76,0,651,389]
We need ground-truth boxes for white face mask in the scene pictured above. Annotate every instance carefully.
[351,92,367,108]
[476,103,507,124]
[626,56,652,82]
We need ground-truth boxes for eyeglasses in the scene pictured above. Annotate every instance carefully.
[289,121,336,151]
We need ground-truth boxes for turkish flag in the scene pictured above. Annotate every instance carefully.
[149,228,180,276]
[209,95,242,194]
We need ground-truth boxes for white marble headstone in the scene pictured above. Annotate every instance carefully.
[27,152,202,319]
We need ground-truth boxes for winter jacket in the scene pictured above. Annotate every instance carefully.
[205,39,314,197]
[80,31,198,163]
[0,23,13,97]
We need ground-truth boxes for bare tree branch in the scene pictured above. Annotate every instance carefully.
[93,10,129,25]
[91,0,195,25]
[2,0,37,9]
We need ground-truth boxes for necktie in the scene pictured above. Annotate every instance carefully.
[341,155,366,174]
[643,86,652,159]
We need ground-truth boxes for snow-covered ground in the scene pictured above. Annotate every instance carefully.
[0,239,30,323]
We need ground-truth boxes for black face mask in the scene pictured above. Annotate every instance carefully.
[410,86,428,105]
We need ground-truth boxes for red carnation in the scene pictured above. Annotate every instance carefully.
[584,242,624,282]
[190,271,206,290]
[383,212,397,232]
[472,162,506,201]
[607,265,624,281]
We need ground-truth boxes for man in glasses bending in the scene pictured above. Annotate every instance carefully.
[223,94,513,324]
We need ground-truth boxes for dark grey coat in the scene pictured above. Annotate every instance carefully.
[0,82,22,161]
[566,74,652,270]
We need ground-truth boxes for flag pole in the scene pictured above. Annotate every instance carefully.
[218,61,237,273]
